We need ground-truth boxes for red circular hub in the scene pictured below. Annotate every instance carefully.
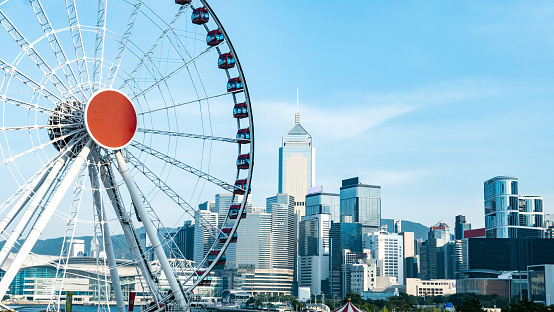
[85,90,137,150]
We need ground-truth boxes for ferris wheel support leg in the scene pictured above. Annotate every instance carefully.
[0,149,73,269]
[115,150,186,307]
[0,140,93,300]
[92,151,161,299]
[89,165,126,312]
[0,162,51,234]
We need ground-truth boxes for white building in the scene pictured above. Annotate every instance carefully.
[363,230,404,285]
[267,194,295,271]
[193,209,218,264]
[350,263,377,293]
[298,213,330,296]
[234,211,272,269]
[406,278,456,296]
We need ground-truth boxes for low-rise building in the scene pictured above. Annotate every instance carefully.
[405,278,456,296]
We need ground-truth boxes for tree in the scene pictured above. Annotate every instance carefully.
[455,298,483,312]
[502,299,552,312]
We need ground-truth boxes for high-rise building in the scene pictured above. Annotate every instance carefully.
[329,221,363,297]
[299,213,330,296]
[455,215,471,240]
[393,220,401,234]
[193,209,218,264]
[484,176,545,238]
[174,220,195,260]
[266,194,295,270]
[340,177,381,236]
[234,211,272,269]
[278,112,314,216]
[420,222,450,280]
[363,229,404,285]
[305,187,340,223]
[400,232,415,283]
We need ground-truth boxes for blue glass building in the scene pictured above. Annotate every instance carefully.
[340,177,381,236]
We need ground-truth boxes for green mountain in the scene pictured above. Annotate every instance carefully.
[381,219,429,241]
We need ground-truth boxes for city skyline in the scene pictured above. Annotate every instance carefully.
[211,1,554,229]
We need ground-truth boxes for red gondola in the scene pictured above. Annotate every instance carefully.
[207,30,224,46]
[192,7,209,25]
[233,103,248,119]
[227,78,243,92]
[195,271,212,286]
[237,154,250,169]
[236,128,250,144]
[234,179,249,195]
[219,228,237,243]
[218,53,235,69]
[228,204,246,219]
[175,0,191,4]
[207,250,226,266]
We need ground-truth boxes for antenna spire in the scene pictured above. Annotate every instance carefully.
[295,88,300,124]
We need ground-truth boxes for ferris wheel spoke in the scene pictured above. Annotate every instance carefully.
[0,128,85,167]
[92,0,108,91]
[130,142,241,193]
[0,58,62,103]
[88,164,125,312]
[0,142,75,269]
[1,95,72,117]
[0,156,53,235]
[119,4,189,91]
[124,152,222,238]
[105,0,143,88]
[91,151,162,298]
[0,124,79,132]
[114,150,187,307]
[0,139,93,301]
[130,44,220,101]
[0,10,78,100]
[138,91,230,116]
[65,0,94,96]
[29,0,85,99]
[136,128,244,144]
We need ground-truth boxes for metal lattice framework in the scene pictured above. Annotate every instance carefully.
[0,0,253,311]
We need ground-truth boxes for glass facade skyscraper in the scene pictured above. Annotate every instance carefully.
[278,113,314,216]
[305,189,340,223]
[340,177,381,236]
[484,176,544,238]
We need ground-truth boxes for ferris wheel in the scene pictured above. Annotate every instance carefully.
[0,0,253,311]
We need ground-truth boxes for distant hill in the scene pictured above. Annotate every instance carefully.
[381,219,429,241]
[1,220,430,258]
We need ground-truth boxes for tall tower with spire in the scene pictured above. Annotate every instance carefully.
[278,90,315,217]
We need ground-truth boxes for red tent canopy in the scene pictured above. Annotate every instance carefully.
[332,299,364,312]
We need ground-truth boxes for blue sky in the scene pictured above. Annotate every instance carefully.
[211,1,554,228]
[1,0,554,234]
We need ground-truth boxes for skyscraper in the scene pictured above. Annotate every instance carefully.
[234,211,272,269]
[329,221,363,297]
[420,222,450,279]
[484,176,545,238]
[266,194,296,270]
[278,112,315,216]
[454,215,471,240]
[305,187,340,223]
[298,213,330,296]
[340,177,381,236]
[193,209,218,264]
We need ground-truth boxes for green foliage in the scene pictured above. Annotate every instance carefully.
[502,299,554,312]
[455,299,483,312]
